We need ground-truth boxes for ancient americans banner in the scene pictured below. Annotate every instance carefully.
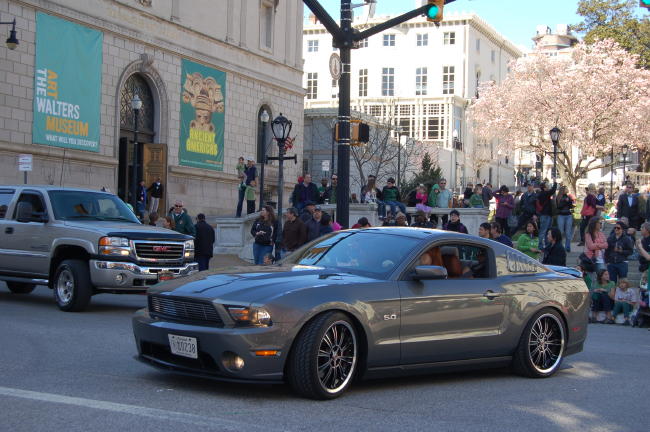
[32,12,103,152]
[179,59,226,171]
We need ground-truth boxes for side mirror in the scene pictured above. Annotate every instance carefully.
[413,265,448,280]
[15,201,34,223]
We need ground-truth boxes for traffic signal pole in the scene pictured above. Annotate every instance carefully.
[303,0,455,228]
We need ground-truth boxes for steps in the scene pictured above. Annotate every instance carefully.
[568,220,644,287]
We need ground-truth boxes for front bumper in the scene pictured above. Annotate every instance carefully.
[90,260,198,291]
[132,309,288,383]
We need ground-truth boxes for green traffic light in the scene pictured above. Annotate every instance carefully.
[427,5,440,19]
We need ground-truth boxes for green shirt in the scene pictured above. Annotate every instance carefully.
[382,186,399,202]
[515,233,539,260]
[470,194,484,208]
[245,185,256,201]
[591,281,614,300]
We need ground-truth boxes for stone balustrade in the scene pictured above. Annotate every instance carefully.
[211,205,489,262]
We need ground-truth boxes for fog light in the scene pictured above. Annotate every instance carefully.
[115,273,125,283]
[222,351,245,372]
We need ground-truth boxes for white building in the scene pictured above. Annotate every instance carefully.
[0,0,304,216]
[302,7,521,191]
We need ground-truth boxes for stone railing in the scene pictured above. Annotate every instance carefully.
[211,205,489,261]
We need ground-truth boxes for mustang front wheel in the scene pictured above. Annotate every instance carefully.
[513,309,566,378]
[288,311,358,399]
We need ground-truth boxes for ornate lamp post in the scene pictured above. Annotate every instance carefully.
[621,144,629,186]
[258,109,270,210]
[131,93,142,211]
[549,127,561,181]
[270,113,292,261]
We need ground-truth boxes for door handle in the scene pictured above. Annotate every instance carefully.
[483,290,501,299]
[4,227,13,234]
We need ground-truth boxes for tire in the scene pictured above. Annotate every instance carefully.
[6,282,36,294]
[288,311,359,400]
[53,259,92,312]
[512,308,566,378]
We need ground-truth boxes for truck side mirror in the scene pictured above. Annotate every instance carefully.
[15,201,34,223]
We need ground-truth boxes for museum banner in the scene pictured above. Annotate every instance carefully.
[32,12,103,152]
[179,59,226,171]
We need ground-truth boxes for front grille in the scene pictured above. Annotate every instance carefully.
[149,295,223,327]
[135,241,184,261]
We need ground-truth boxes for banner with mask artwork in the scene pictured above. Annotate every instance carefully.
[179,59,226,171]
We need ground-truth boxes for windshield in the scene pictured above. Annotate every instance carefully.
[283,231,421,277]
[48,190,140,223]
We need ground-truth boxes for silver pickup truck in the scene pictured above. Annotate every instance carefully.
[0,186,198,311]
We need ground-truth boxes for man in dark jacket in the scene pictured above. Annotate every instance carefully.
[605,221,634,282]
[194,213,215,271]
[146,177,164,214]
[281,208,307,257]
[300,201,316,223]
[482,183,494,208]
[536,181,557,249]
[515,183,537,234]
[617,183,641,229]
[306,206,323,241]
[296,174,320,210]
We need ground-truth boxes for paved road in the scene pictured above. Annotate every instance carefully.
[0,284,647,432]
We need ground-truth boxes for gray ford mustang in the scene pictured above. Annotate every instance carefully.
[132,228,589,399]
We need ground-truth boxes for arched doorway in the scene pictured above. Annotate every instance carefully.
[117,74,156,206]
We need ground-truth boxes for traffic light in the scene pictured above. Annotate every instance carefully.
[426,0,444,23]
[642,0,650,9]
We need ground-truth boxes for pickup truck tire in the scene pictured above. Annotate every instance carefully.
[53,259,92,312]
[6,282,36,294]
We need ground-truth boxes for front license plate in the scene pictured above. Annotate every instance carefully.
[168,334,198,359]
[158,271,174,282]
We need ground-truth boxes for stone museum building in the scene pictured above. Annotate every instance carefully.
[0,0,304,215]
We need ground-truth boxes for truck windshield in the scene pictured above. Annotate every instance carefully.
[47,191,140,223]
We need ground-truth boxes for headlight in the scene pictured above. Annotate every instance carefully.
[226,306,272,327]
[99,237,131,257]
[184,239,195,259]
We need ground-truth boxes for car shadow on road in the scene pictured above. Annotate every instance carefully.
[0,290,146,314]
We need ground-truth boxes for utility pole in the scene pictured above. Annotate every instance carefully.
[303,0,454,227]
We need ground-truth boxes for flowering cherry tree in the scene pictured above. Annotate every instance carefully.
[468,39,650,193]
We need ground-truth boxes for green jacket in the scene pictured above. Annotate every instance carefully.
[169,210,196,236]
[469,194,484,208]
[516,233,539,259]
[427,184,440,207]
[245,185,256,201]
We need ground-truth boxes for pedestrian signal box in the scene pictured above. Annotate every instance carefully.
[335,120,370,146]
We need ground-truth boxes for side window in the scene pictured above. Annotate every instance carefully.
[415,244,491,279]
[0,190,15,218]
[13,193,46,219]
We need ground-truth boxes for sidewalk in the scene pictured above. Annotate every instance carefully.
[208,254,250,269]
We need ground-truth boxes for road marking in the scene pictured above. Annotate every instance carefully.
[0,386,281,431]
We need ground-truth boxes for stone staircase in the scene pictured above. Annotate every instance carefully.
[567,220,644,287]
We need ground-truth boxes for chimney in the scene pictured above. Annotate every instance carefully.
[309,13,319,25]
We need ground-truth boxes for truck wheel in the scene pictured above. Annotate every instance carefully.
[6,282,36,294]
[53,259,92,312]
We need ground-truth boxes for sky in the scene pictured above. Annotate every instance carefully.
[305,0,585,51]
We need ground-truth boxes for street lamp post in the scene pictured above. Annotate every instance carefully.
[453,129,462,191]
[396,126,403,190]
[258,109,270,211]
[270,113,293,261]
[622,144,629,186]
[610,146,614,203]
[497,150,502,187]
[131,93,142,212]
[549,127,561,181]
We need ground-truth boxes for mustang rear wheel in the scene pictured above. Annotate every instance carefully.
[6,282,36,294]
[288,311,358,399]
[513,308,566,378]
[53,259,92,312]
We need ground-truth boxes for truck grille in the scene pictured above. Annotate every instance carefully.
[148,295,223,326]
[134,241,184,261]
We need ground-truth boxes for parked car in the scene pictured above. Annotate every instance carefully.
[0,186,198,311]
[132,228,589,399]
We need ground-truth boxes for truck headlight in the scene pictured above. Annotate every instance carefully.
[226,306,272,327]
[184,239,195,259]
[99,237,131,257]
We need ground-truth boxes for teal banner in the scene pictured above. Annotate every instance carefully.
[33,12,103,152]
[179,59,226,171]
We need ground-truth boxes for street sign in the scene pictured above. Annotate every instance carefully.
[322,160,330,172]
[18,154,32,171]
[329,53,341,80]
